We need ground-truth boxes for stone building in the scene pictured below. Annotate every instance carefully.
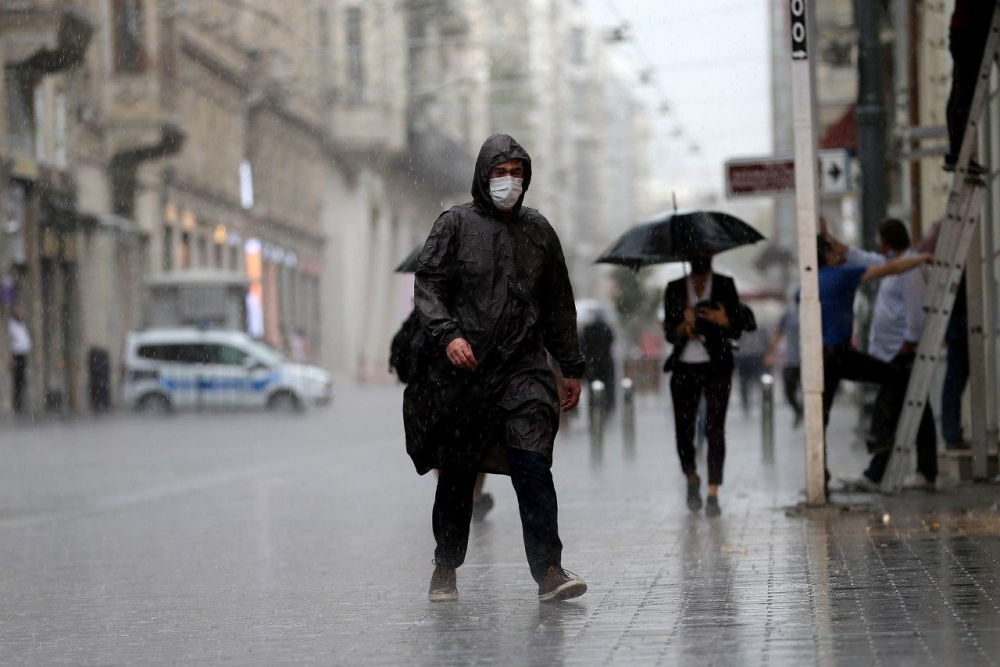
[1,2,96,415]
[0,0,338,416]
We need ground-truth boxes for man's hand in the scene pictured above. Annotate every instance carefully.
[561,378,581,412]
[697,303,730,329]
[446,338,478,371]
[899,341,917,356]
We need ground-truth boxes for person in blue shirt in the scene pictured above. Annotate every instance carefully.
[815,234,932,488]
[825,220,939,490]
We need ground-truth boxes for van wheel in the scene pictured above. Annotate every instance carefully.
[268,391,301,413]
[137,393,172,415]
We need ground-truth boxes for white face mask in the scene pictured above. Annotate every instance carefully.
[489,176,523,211]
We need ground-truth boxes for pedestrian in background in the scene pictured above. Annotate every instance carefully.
[579,311,616,415]
[290,327,310,363]
[8,307,30,414]
[390,309,495,522]
[663,255,756,518]
[403,134,587,603]
[735,324,768,417]
[827,220,938,490]
[765,298,803,427]
[942,277,970,451]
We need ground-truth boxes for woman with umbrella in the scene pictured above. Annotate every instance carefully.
[597,208,761,517]
[662,252,756,517]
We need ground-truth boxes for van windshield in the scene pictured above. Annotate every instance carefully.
[245,340,287,366]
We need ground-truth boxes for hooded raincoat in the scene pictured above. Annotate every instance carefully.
[403,134,585,475]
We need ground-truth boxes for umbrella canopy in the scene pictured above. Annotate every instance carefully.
[595,209,765,270]
[396,244,423,273]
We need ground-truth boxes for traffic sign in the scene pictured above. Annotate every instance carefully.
[724,150,851,198]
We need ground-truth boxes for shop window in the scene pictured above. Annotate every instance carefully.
[113,0,147,73]
[229,245,239,272]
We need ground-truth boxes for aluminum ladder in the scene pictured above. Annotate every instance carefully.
[881,7,1000,493]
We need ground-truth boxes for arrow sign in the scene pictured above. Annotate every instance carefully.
[818,150,849,194]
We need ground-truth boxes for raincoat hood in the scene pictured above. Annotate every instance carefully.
[472,134,533,213]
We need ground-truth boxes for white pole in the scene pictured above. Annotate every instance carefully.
[789,0,826,505]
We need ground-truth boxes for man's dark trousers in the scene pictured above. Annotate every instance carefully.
[946,19,993,159]
[864,351,937,483]
[434,447,561,584]
[822,346,898,426]
[782,365,802,422]
[11,354,26,414]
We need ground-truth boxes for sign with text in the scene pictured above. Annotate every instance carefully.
[725,150,851,198]
[790,0,808,60]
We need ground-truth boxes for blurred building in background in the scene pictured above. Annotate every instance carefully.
[0,0,650,416]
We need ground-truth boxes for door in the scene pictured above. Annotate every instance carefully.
[201,343,254,409]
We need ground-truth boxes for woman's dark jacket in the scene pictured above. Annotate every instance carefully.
[402,134,585,476]
[662,273,756,372]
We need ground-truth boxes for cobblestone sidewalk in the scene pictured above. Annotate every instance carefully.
[0,385,998,665]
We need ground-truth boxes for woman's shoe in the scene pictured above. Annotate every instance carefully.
[705,495,721,518]
[686,476,703,512]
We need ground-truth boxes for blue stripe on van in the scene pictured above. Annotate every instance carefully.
[159,373,280,393]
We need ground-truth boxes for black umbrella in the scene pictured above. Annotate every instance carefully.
[595,209,765,270]
[396,244,423,273]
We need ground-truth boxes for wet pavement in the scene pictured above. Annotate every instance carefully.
[1,384,999,665]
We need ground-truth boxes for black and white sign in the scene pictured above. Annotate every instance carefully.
[818,150,849,194]
[790,0,808,60]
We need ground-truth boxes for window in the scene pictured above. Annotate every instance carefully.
[211,345,249,366]
[163,224,174,271]
[345,6,364,101]
[136,344,212,364]
[318,8,332,83]
[4,68,33,155]
[569,28,585,66]
[229,245,239,272]
[197,235,208,267]
[113,0,147,73]
[214,241,223,268]
[179,232,191,269]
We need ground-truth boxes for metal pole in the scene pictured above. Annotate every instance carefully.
[589,380,605,456]
[854,0,888,250]
[761,373,775,463]
[790,0,827,505]
[621,377,636,457]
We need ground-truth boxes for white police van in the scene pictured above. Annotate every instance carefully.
[122,329,332,413]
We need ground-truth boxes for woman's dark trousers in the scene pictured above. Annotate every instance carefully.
[670,362,733,486]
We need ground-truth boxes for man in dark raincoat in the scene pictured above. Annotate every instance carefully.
[403,134,588,603]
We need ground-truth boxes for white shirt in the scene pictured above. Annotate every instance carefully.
[847,247,926,362]
[8,319,31,355]
[679,273,712,364]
